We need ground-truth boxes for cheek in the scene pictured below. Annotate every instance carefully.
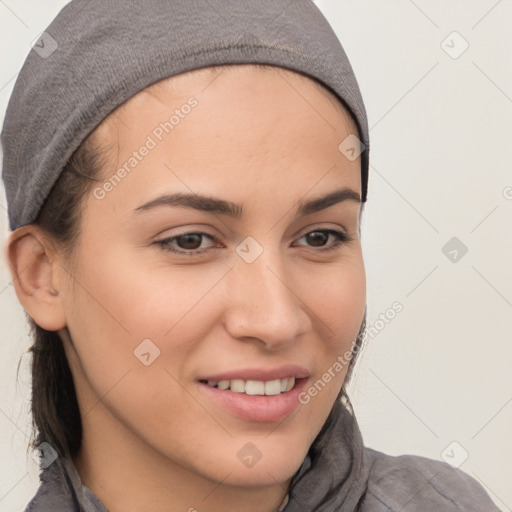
[62,250,230,392]
[67,245,230,338]
[306,255,366,344]
[300,256,366,396]
[62,253,233,447]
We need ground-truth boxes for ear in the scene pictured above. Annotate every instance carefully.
[6,226,67,331]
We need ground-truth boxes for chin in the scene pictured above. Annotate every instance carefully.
[171,435,310,489]
[230,435,311,487]
[213,456,305,488]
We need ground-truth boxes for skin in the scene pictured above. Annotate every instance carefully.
[8,64,366,512]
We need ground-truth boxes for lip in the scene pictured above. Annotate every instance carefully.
[197,376,308,423]
[198,364,310,382]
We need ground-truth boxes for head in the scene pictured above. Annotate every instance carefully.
[7,63,367,487]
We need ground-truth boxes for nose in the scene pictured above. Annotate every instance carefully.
[223,247,311,351]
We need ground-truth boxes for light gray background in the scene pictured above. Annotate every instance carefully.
[1,1,511,510]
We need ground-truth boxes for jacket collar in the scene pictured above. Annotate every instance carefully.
[283,399,370,511]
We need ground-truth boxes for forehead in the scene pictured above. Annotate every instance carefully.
[85,63,362,218]
[100,64,358,134]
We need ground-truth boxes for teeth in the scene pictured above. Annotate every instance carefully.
[217,380,230,390]
[205,377,296,395]
[245,380,265,395]
[230,379,245,393]
[265,379,282,396]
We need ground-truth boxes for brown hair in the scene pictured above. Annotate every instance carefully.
[21,64,367,472]
[23,133,106,466]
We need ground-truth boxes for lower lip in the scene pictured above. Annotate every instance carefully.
[197,379,307,423]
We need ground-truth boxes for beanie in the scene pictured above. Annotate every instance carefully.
[1,0,369,230]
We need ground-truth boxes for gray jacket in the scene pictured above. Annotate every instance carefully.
[24,402,501,512]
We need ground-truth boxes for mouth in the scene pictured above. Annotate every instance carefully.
[196,367,309,423]
[199,377,296,396]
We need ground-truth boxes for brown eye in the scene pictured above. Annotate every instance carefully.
[305,231,330,247]
[175,233,204,250]
[295,229,353,252]
[156,232,219,255]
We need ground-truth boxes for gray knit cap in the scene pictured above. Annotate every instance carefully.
[1,0,369,231]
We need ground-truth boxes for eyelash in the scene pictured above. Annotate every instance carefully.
[155,229,354,256]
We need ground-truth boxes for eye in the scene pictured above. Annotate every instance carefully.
[294,229,354,252]
[155,231,221,255]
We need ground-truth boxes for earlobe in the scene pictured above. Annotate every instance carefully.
[6,226,67,331]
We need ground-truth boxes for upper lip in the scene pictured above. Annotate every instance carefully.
[198,365,310,382]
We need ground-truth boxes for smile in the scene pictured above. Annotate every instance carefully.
[201,377,296,395]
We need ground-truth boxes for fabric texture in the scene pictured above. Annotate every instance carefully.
[24,399,501,512]
[1,0,369,231]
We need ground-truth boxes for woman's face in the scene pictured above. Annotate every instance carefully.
[57,65,366,487]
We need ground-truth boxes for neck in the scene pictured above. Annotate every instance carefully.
[73,414,290,512]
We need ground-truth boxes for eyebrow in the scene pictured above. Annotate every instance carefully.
[132,187,361,218]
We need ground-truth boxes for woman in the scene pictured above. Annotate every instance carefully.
[1,1,501,511]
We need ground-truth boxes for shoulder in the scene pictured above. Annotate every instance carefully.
[24,457,109,512]
[359,447,501,512]
[23,476,77,512]
[23,461,78,512]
